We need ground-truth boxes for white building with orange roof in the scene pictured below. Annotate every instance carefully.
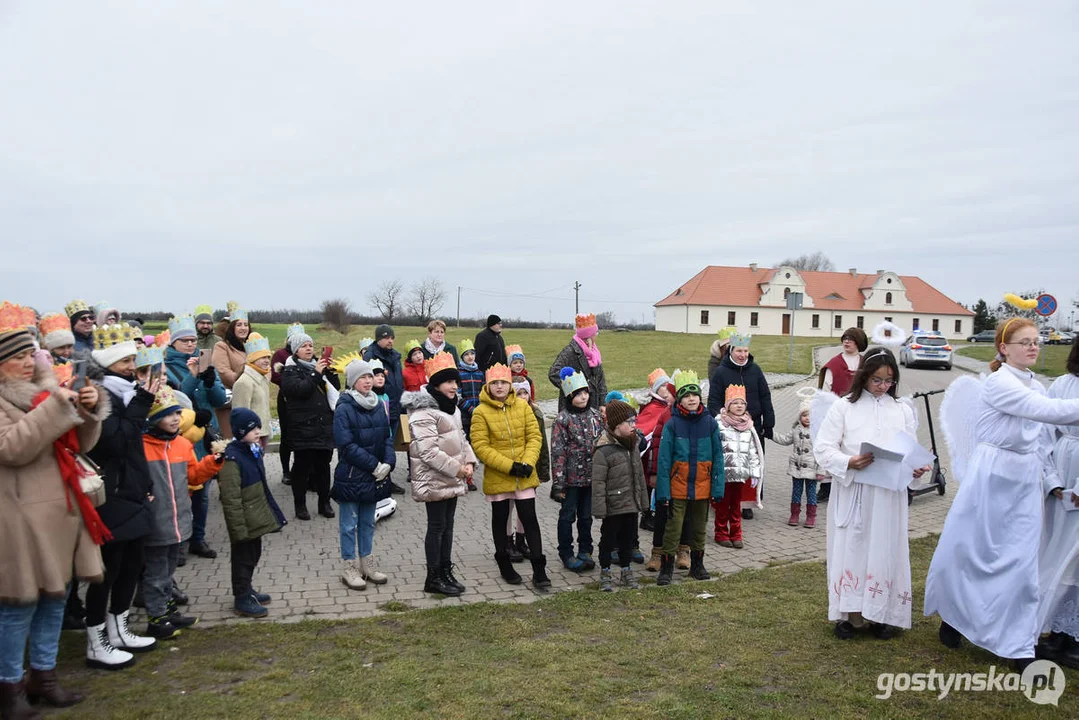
[655,264,973,339]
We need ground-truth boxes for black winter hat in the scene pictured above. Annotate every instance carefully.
[486,314,502,328]
[375,324,395,340]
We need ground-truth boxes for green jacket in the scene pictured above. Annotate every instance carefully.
[218,441,286,543]
[592,431,649,518]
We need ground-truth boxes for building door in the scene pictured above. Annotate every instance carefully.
[782,314,791,335]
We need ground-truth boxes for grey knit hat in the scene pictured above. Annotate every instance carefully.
[289,332,313,354]
[345,359,374,389]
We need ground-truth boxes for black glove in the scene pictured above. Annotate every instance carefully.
[519,463,533,477]
[193,409,212,428]
[763,427,774,440]
[550,486,565,503]
[509,462,529,478]
[199,367,216,388]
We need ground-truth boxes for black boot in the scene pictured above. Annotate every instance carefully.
[423,567,462,596]
[688,550,710,580]
[515,532,532,560]
[1037,632,1079,669]
[442,564,466,593]
[639,511,655,531]
[506,535,524,563]
[295,502,311,521]
[530,554,551,589]
[939,621,962,649]
[657,554,675,586]
[318,501,335,519]
[495,553,523,585]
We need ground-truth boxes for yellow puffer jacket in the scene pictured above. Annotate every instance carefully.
[470,386,542,495]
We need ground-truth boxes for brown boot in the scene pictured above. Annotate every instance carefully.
[645,547,663,572]
[675,544,691,570]
[25,669,83,708]
[0,680,41,719]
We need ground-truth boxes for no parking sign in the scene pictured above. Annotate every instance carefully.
[1036,294,1058,317]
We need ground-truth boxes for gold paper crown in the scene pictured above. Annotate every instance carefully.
[65,299,92,318]
[39,313,71,337]
[425,351,456,379]
[332,351,365,375]
[724,385,747,405]
[575,313,597,329]
[0,302,34,335]
[226,300,239,315]
[150,385,181,418]
[485,363,513,384]
[93,323,140,350]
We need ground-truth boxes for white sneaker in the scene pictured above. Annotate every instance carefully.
[360,556,388,584]
[86,623,136,670]
[341,560,366,590]
[107,610,157,652]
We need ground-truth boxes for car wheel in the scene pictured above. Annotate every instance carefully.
[943,364,952,371]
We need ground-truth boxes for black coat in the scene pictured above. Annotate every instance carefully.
[363,343,403,434]
[331,393,395,503]
[281,358,341,451]
[707,353,775,437]
[473,328,506,372]
[88,386,154,542]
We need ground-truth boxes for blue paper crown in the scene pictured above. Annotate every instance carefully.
[730,331,752,348]
[244,335,270,355]
[135,345,163,369]
[168,315,196,335]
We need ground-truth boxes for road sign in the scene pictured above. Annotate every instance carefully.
[786,292,804,311]
[1036,294,1058,317]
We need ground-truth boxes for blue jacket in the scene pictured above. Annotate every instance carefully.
[363,344,403,434]
[457,361,484,426]
[164,346,228,443]
[332,392,396,504]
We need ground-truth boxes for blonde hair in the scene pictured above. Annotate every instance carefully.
[426,319,447,333]
[990,317,1037,372]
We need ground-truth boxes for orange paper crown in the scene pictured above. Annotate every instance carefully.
[153,329,171,348]
[724,385,747,406]
[424,351,457,379]
[38,313,70,337]
[0,302,35,334]
[485,363,513,384]
[52,363,74,387]
[647,367,669,388]
[575,313,597,329]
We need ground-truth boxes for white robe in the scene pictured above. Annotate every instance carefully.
[814,392,917,628]
[1037,374,1079,639]
[924,364,1079,659]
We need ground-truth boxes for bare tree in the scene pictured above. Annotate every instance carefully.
[775,251,836,272]
[367,279,405,321]
[320,298,352,332]
[596,310,617,328]
[407,277,447,322]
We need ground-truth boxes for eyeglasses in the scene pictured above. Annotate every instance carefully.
[1006,340,1040,349]
[869,377,896,387]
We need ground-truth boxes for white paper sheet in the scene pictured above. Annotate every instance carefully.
[854,431,937,493]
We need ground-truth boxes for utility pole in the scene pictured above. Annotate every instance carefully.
[456,286,461,328]
[574,281,582,316]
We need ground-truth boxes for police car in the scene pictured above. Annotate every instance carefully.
[899,333,953,370]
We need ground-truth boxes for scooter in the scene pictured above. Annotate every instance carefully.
[908,389,947,504]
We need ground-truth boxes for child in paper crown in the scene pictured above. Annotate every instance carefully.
[655,370,724,585]
[507,345,535,402]
[218,408,287,619]
[456,339,484,440]
[231,333,273,448]
[369,359,392,420]
[771,390,826,528]
[505,380,551,559]
[551,367,604,572]
[402,340,427,392]
[141,386,224,638]
[714,385,763,549]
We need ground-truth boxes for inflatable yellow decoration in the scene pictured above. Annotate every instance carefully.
[1003,293,1038,311]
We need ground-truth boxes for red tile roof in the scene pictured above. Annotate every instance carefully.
[655,266,972,316]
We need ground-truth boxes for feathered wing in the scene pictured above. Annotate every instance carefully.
[810,391,840,445]
[939,375,984,484]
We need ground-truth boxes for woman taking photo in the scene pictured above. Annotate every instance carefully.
[211,305,251,439]
[404,352,476,597]
[1,307,109,715]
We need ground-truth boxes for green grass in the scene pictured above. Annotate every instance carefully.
[957,345,1072,378]
[52,534,1075,718]
[144,323,823,401]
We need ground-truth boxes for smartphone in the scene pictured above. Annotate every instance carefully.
[197,349,211,374]
[149,363,163,384]
[321,346,334,362]
[71,361,87,391]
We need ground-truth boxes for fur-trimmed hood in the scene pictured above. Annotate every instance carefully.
[0,361,112,421]
[401,390,438,412]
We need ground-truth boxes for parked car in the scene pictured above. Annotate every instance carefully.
[900,334,953,370]
[1060,332,1075,345]
[967,330,996,343]
[1046,330,1074,345]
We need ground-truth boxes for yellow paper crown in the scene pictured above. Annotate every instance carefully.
[425,351,457,379]
[38,313,70,337]
[150,385,181,419]
[193,304,214,316]
[65,299,92,318]
[404,339,423,356]
[458,338,475,354]
[485,363,513,384]
[674,369,701,396]
[332,351,365,375]
[93,322,140,350]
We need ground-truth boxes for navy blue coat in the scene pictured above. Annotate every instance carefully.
[331,392,396,504]
[363,343,403,435]
[706,353,775,438]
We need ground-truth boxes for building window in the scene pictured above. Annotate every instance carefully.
[834,315,843,329]
[885,291,893,305]
[750,312,759,327]
[955,319,962,333]
[912,318,920,331]
[700,310,709,326]
[857,316,864,329]
[932,318,940,332]
[812,314,820,329]
[884,317,892,322]
[784,288,791,299]
[727,311,736,325]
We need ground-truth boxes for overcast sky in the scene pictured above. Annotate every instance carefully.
[2,2,1077,326]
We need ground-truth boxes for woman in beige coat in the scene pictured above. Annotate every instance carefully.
[211,309,250,438]
[0,321,108,715]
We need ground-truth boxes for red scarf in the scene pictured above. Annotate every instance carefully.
[31,391,113,545]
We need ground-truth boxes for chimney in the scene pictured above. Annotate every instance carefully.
[749,262,758,273]
[848,267,857,277]
[875,269,884,275]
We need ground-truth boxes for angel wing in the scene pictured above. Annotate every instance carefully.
[939,375,984,484]
[809,390,840,445]
[898,396,920,433]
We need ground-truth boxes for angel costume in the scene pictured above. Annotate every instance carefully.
[814,391,918,628]
[1037,374,1079,641]
[925,364,1079,659]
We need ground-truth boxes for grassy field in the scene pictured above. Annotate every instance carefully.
[143,323,825,401]
[52,534,1075,719]
[957,344,1072,378]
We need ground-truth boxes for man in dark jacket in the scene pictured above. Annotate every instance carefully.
[474,315,507,372]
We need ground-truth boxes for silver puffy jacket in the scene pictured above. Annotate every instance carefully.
[719,423,762,484]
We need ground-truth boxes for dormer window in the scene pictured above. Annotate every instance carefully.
[885,292,893,305]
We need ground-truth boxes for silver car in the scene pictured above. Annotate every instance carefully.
[900,334,953,370]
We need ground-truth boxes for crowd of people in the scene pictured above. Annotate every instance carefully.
[2,298,1078,717]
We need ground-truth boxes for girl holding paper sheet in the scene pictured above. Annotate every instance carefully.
[925,317,1079,668]
[814,349,930,641]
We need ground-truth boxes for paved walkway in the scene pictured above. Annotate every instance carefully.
[160,350,964,626]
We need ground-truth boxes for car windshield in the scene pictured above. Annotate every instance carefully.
[915,337,948,347]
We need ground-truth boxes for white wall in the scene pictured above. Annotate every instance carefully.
[656,305,969,338]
